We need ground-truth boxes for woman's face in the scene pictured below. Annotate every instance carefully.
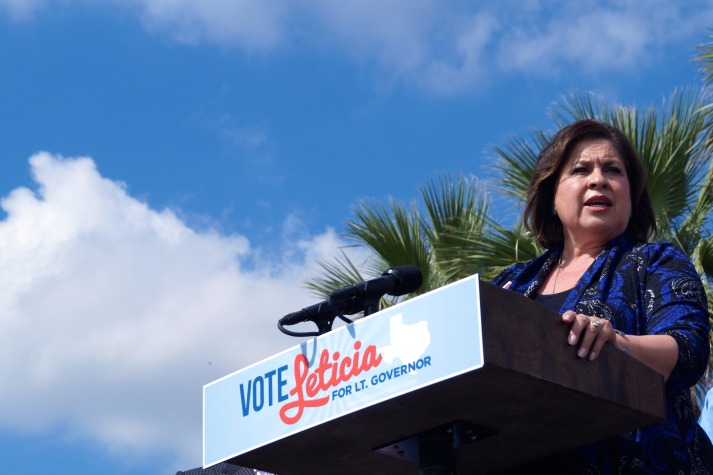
[553,138,632,247]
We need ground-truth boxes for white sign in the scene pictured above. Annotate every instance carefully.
[203,275,484,468]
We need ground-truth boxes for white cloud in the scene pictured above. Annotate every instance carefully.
[120,0,713,94]
[127,0,288,52]
[4,0,713,94]
[0,0,45,20]
[0,153,351,470]
[223,126,268,149]
[304,0,438,74]
[419,12,499,95]
[494,0,700,76]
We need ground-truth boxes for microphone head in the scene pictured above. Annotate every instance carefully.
[381,265,423,296]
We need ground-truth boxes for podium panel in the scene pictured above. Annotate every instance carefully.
[204,277,664,474]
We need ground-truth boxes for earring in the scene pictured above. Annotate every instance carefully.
[552,205,557,216]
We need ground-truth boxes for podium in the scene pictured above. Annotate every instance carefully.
[203,276,665,474]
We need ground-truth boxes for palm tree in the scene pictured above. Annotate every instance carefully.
[305,174,541,301]
[308,89,712,302]
[494,89,713,405]
[495,89,713,275]
[307,35,713,405]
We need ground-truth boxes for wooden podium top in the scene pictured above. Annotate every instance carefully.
[228,281,664,474]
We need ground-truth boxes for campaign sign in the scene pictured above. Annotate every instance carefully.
[203,274,484,468]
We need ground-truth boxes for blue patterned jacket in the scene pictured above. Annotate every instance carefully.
[492,234,712,474]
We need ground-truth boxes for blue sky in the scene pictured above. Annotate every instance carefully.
[0,1,712,474]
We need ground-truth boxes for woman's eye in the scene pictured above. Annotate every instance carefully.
[606,166,623,174]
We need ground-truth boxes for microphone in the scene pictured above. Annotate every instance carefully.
[278,265,423,327]
[328,265,423,303]
[278,298,363,327]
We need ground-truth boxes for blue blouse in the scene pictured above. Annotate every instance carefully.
[492,235,713,474]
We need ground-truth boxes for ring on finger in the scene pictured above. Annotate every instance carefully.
[591,319,602,329]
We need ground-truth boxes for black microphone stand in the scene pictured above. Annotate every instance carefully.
[361,295,380,317]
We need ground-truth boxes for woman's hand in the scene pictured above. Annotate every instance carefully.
[561,310,679,380]
[561,311,615,361]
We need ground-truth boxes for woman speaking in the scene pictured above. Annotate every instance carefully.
[493,120,713,473]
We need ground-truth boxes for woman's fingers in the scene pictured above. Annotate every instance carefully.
[561,311,613,361]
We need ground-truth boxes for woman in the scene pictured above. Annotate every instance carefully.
[492,119,713,473]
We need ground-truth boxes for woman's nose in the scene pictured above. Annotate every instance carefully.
[588,170,607,188]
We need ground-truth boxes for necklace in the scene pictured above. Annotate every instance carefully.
[552,258,564,294]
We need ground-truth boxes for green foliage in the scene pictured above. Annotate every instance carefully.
[491,132,547,201]
[309,86,712,303]
[696,29,713,90]
[305,174,497,301]
[307,31,713,408]
[550,89,712,249]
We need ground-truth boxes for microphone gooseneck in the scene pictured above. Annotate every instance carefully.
[277,265,423,337]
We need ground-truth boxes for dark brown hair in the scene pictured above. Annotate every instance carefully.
[524,119,656,248]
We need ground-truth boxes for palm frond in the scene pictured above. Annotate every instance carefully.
[421,174,488,237]
[420,175,492,284]
[648,89,709,215]
[440,221,542,282]
[346,198,434,295]
[676,162,713,255]
[490,131,547,201]
[304,248,369,300]
[552,90,711,234]
[551,91,604,126]
[695,29,713,88]
[692,236,713,285]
